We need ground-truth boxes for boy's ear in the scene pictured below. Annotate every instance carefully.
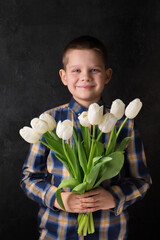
[105,68,112,84]
[59,69,68,86]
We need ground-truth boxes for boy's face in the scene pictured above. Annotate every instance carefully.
[59,49,112,108]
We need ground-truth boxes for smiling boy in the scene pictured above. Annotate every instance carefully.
[59,49,112,108]
[21,36,151,239]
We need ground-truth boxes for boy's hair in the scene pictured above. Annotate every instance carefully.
[62,36,108,69]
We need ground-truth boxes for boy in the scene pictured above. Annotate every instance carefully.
[21,36,151,239]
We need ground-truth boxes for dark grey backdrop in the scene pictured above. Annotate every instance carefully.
[0,0,159,239]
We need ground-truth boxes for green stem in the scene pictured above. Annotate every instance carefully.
[77,214,88,235]
[96,130,103,142]
[77,213,95,236]
[78,213,83,224]
[83,215,89,236]
[39,139,50,148]
[85,126,90,158]
[89,212,95,234]
[87,125,96,172]
[105,127,114,155]
[62,140,77,179]
[116,117,128,139]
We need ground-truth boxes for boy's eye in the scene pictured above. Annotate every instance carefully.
[73,69,80,73]
[91,69,99,72]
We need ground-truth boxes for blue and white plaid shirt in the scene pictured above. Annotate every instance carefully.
[21,97,151,240]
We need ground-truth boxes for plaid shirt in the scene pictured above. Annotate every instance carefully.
[21,97,151,240]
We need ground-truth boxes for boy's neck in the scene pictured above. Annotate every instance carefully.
[73,97,101,109]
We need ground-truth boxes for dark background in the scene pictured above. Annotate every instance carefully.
[0,0,159,239]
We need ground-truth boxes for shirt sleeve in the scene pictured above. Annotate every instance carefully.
[109,119,152,216]
[20,136,58,210]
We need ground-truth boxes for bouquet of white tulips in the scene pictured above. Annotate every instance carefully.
[19,98,142,236]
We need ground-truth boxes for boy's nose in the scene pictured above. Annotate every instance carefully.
[80,71,91,81]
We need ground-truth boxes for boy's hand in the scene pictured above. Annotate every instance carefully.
[53,187,115,213]
[80,187,116,213]
[53,192,82,213]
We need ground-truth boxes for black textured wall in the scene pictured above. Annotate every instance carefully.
[0,0,159,239]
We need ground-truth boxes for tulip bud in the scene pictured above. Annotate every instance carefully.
[39,113,56,131]
[125,98,142,119]
[56,120,73,140]
[88,103,103,125]
[19,126,41,143]
[78,111,90,127]
[98,113,117,133]
[110,99,125,120]
[30,118,49,134]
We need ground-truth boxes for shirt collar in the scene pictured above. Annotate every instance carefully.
[68,97,106,115]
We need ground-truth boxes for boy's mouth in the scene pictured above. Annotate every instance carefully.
[76,85,94,89]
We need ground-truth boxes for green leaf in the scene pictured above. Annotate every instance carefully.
[87,143,96,173]
[56,178,80,210]
[73,127,80,146]
[43,131,53,139]
[93,156,103,165]
[80,125,91,158]
[73,127,86,177]
[93,155,112,166]
[72,139,78,158]
[65,142,82,182]
[94,151,124,188]
[116,137,131,151]
[94,141,105,157]
[78,138,88,175]
[72,182,87,194]
[105,126,117,156]
[86,164,102,190]
[43,134,64,158]
[86,156,112,190]
[80,124,86,140]
[51,129,62,142]
[97,127,102,141]
[55,154,73,178]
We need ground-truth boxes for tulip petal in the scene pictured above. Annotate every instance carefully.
[56,120,73,140]
[98,113,117,133]
[110,99,125,120]
[78,111,90,127]
[125,98,142,119]
[39,113,56,131]
[19,126,41,143]
[30,118,49,134]
[88,103,103,125]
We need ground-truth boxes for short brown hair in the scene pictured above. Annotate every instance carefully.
[62,36,108,69]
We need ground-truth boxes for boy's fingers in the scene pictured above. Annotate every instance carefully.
[80,206,99,213]
[81,188,100,198]
[80,200,99,209]
[80,195,99,203]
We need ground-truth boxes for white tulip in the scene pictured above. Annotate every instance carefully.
[125,98,142,119]
[39,113,56,131]
[30,118,49,134]
[110,99,125,120]
[19,126,41,143]
[78,111,90,127]
[88,103,103,125]
[98,113,117,133]
[56,120,73,140]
